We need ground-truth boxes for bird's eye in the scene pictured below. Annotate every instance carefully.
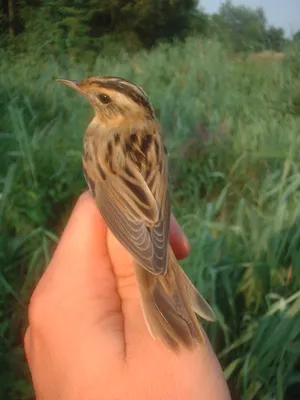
[97,93,111,104]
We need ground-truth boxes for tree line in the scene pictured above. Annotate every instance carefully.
[1,0,300,56]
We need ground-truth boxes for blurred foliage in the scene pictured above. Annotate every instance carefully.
[219,0,267,51]
[208,0,286,52]
[293,29,300,42]
[0,0,297,58]
[1,36,300,399]
[0,0,207,56]
[1,0,300,399]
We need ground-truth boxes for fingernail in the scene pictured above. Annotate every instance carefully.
[182,233,190,253]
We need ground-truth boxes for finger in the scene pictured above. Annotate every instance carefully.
[24,327,31,364]
[107,230,150,350]
[29,192,119,324]
[51,191,108,274]
[169,214,190,260]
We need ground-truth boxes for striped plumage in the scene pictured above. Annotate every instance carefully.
[57,76,215,351]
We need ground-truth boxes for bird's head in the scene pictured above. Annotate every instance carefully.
[57,76,155,124]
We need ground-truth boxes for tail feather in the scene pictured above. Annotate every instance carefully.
[133,247,215,351]
[179,267,216,321]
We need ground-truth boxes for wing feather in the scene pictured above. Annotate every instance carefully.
[83,126,170,275]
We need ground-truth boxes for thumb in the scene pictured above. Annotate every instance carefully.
[29,192,119,327]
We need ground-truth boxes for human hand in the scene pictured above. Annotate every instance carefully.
[25,192,231,400]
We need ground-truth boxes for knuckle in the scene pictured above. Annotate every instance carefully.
[23,327,31,358]
[77,190,91,206]
[27,289,49,328]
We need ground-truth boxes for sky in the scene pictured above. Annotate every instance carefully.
[200,0,300,36]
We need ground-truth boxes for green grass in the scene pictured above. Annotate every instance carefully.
[1,37,300,399]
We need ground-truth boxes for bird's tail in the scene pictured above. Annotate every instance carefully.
[133,247,215,351]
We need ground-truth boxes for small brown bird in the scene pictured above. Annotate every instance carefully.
[57,76,215,351]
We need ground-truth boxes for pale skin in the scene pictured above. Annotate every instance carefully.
[24,192,231,400]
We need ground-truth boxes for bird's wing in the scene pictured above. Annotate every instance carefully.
[83,127,170,275]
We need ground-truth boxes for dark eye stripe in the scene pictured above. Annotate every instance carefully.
[94,80,154,118]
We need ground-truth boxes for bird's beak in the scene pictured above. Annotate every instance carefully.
[56,79,82,93]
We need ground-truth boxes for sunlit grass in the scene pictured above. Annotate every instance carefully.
[1,38,300,399]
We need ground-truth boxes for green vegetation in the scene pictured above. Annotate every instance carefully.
[1,1,300,399]
[1,0,296,58]
[1,36,300,399]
